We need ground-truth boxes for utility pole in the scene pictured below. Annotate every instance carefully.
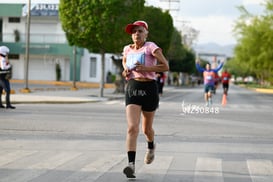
[71,46,78,90]
[22,0,31,93]
[159,0,180,12]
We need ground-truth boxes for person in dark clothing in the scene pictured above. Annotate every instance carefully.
[0,46,15,109]
[156,72,165,96]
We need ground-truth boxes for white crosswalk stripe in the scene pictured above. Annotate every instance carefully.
[247,159,273,182]
[0,152,82,182]
[64,154,125,182]
[0,151,273,182]
[194,157,224,182]
[0,150,36,166]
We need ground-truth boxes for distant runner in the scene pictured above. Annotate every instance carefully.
[196,57,224,106]
[221,69,231,95]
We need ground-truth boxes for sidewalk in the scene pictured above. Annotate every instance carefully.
[10,88,124,104]
[6,80,124,104]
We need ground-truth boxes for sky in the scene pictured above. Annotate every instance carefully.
[0,0,58,3]
[146,0,266,46]
[1,0,266,46]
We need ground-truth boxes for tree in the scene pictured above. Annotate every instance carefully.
[139,6,174,55]
[167,28,195,73]
[167,28,186,62]
[233,1,273,85]
[59,0,145,97]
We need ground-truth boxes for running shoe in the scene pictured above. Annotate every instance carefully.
[144,144,156,164]
[123,162,135,178]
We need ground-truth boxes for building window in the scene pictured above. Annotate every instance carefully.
[90,57,97,78]
[8,17,20,23]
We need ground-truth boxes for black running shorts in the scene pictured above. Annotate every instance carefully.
[125,79,159,112]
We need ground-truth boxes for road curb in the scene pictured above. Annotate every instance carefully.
[10,80,115,89]
[255,88,273,94]
[237,84,273,94]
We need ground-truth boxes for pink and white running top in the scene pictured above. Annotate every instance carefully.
[123,41,161,80]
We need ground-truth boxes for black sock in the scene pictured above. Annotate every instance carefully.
[148,141,154,149]
[127,151,136,164]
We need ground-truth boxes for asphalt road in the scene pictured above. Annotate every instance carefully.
[0,84,272,182]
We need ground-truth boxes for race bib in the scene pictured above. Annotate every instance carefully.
[126,53,145,70]
[206,75,212,80]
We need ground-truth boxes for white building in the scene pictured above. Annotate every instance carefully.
[0,2,118,83]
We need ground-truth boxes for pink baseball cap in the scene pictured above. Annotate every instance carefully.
[125,20,148,34]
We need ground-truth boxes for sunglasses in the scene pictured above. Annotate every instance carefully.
[0,54,7,57]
